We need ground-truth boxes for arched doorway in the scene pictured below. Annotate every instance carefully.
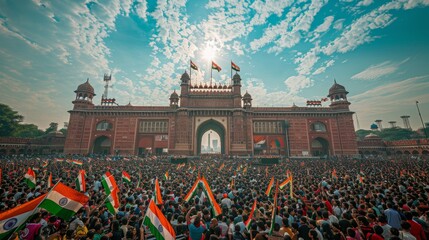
[311,137,329,157]
[93,136,112,154]
[196,119,225,155]
[412,150,419,155]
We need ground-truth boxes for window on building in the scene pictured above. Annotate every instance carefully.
[96,121,113,131]
[253,121,284,134]
[139,121,168,133]
[312,122,327,132]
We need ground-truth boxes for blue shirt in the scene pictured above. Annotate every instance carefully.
[384,208,402,229]
[188,223,205,240]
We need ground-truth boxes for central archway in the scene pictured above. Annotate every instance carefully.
[196,119,225,155]
[311,137,330,157]
[93,136,112,154]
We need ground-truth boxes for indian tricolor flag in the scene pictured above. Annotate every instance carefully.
[332,168,338,179]
[143,199,176,240]
[24,168,36,189]
[153,178,163,205]
[48,172,53,188]
[163,171,170,181]
[279,175,292,190]
[0,193,47,239]
[76,170,86,192]
[265,176,274,196]
[106,188,120,214]
[200,176,222,217]
[122,171,131,183]
[269,181,279,236]
[245,199,257,230]
[72,160,83,166]
[184,177,201,202]
[102,171,118,195]
[42,161,49,168]
[39,182,89,221]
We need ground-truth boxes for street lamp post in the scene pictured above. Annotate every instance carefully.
[416,101,428,139]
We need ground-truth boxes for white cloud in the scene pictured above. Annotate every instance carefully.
[333,19,345,30]
[284,75,313,94]
[357,0,373,7]
[314,16,334,33]
[134,0,148,21]
[351,58,409,80]
[313,59,335,75]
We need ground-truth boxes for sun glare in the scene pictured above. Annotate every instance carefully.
[203,45,217,60]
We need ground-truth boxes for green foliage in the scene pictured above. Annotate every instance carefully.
[45,122,58,134]
[12,124,44,138]
[59,128,67,137]
[356,127,423,141]
[0,103,24,136]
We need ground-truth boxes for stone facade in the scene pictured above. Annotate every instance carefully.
[64,72,358,157]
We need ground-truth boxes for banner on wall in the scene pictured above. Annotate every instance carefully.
[253,136,267,149]
[155,135,168,141]
[254,135,285,149]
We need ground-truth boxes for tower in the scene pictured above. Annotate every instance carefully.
[242,91,252,110]
[327,80,350,109]
[102,73,111,99]
[401,115,411,129]
[72,79,96,110]
[169,90,179,108]
[179,71,190,107]
[375,120,383,130]
[388,121,397,128]
[232,73,242,107]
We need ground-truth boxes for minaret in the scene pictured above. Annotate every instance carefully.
[401,115,411,129]
[388,121,397,128]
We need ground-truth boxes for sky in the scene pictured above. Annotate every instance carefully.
[0,0,429,131]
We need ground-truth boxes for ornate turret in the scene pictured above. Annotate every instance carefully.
[232,73,241,96]
[327,80,350,109]
[243,91,252,109]
[169,90,179,108]
[180,71,190,85]
[72,79,95,109]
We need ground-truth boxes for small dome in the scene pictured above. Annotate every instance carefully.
[75,79,95,94]
[232,73,241,82]
[180,71,190,83]
[170,90,179,99]
[328,80,348,96]
[370,123,378,130]
[243,91,252,99]
[364,133,381,140]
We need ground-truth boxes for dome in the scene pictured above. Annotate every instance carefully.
[232,73,241,82]
[364,133,381,140]
[170,90,179,99]
[370,123,378,130]
[243,91,252,99]
[180,71,190,83]
[328,80,348,96]
[75,79,95,94]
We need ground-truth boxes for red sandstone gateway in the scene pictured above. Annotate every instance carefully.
[64,72,358,157]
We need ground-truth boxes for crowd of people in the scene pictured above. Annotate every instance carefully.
[1,154,429,240]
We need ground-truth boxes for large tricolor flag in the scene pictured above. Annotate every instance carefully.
[231,61,240,71]
[24,168,36,189]
[76,170,86,192]
[245,199,257,230]
[102,171,118,195]
[268,181,279,236]
[39,182,89,221]
[0,193,47,239]
[153,178,163,205]
[143,200,176,240]
[122,171,131,183]
[265,176,274,196]
[200,176,222,217]
[212,61,221,72]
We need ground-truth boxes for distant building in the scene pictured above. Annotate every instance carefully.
[64,72,358,156]
[0,131,65,156]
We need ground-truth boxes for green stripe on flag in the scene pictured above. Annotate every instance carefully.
[39,199,77,221]
[143,216,165,240]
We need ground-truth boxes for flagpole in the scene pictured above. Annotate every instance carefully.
[7,179,62,240]
[189,60,192,87]
[230,60,232,86]
[210,60,213,85]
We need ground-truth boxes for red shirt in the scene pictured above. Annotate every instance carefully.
[408,219,426,240]
[366,233,384,240]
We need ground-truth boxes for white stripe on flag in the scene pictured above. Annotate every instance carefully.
[47,190,84,212]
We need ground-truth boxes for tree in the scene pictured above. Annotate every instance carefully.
[377,128,418,141]
[0,103,23,136]
[45,122,58,134]
[13,124,44,138]
[355,129,375,141]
